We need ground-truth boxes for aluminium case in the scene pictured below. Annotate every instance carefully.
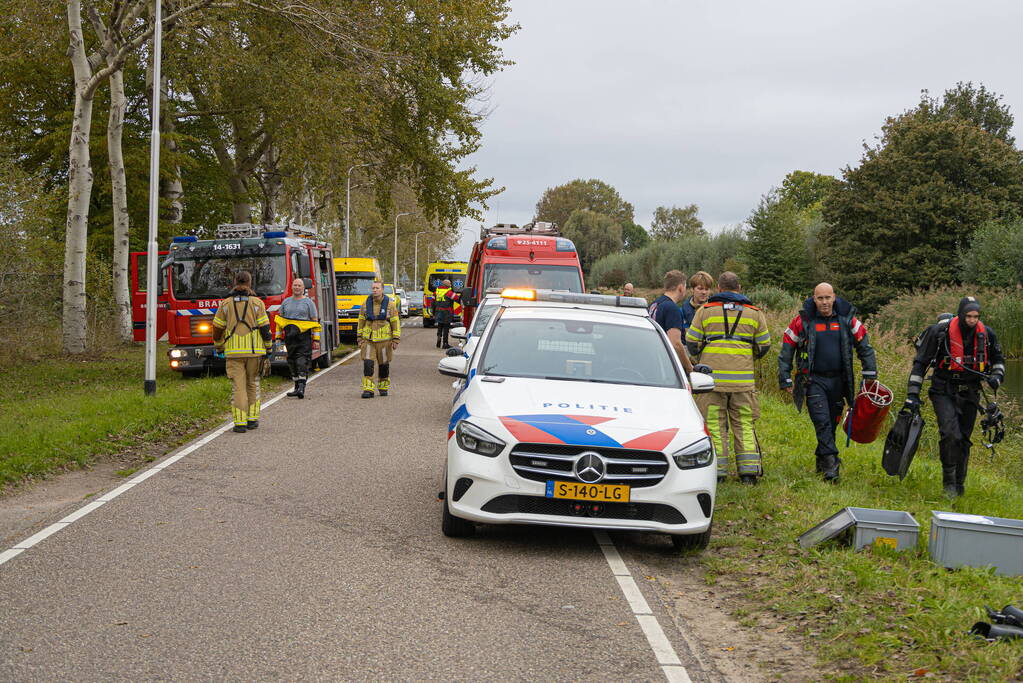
[798,507,920,551]
[928,511,1023,576]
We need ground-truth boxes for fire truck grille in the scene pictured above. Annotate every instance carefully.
[509,443,669,488]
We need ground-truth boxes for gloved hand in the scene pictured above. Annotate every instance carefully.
[988,375,1002,390]
[904,394,921,411]
[693,364,713,375]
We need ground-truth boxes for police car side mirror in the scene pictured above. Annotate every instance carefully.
[438,355,468,379]
[450,326,467,341]
[690,372,714,394]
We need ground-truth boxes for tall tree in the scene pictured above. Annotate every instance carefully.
[779,170,839,211]
[562,209,623,272]
[534,179,634,230]
[620,220,650,251]
[822,85,1023,311]
[649,204,705,240]
[743,191,814,293]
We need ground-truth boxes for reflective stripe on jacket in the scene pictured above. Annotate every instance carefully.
[685,293,770,392]
[212,294,271,357]
[358,296,400,342]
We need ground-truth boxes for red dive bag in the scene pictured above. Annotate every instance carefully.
[843,380,894,445]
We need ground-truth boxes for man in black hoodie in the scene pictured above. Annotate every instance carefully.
[778,283,877,481]
[907,296,1005,497]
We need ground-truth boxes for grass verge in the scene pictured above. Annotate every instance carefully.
[0,343,346,491]
[704,391,1023,681]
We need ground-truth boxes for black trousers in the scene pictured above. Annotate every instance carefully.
[929,379,980,488]
[284,329,312,380]
[435,308,453,346]
[806,374,846,459]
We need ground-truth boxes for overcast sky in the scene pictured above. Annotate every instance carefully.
[451,0,1023,259]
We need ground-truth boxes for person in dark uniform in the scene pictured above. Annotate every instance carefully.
[906,296,1005,497]
[778,283,877,482]
[433,279,459,349]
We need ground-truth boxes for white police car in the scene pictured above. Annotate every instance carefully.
[437,289,716,550]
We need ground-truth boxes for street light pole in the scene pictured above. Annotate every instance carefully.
[393,212,413,286]
[143,0,163,397]
[345,162,373,258]
[413,231,427,287]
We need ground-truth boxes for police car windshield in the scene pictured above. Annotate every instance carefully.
[482,264,582,292]
[479,318,682,388]
[171,254,286,299]
[471,303,500,336]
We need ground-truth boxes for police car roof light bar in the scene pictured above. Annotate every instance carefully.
[500,288,648,309]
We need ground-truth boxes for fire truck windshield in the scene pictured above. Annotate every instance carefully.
[171,254,287,299]
[482,264,582,292]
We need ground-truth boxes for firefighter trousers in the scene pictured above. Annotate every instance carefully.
[284,329,312,380]
[696,390,761,478]
[226,357,261,426]
[806,374,846,468]
[930,379,980,492]
[361,341,393,392]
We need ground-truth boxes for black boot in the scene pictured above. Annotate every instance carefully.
[822,455,840,482]
[287,380,300,397]
[436,337,441,348]
[955,454,969,496]
[295,379,306,399]
[815,455,826,473]
[942,464,959,498]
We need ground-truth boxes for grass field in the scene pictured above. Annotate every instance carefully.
[0,345,312,490]
[704,330,1023,680]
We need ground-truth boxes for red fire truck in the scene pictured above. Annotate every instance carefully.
[460,222,585,328]
[131,223,339,375]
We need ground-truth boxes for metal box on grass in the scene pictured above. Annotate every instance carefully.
[798,507,920,551]
[929,511,1023,576]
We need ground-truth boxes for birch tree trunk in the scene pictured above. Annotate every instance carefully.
[63,0,95,354]
[108,67,133,344]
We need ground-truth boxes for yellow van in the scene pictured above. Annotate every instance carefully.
[334,257,382,337]
[384,283,402,317]
[422,260,468,327]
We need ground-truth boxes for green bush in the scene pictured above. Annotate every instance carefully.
[588,228,749,289]
[960,218,1023,287]
[744,285,802,313]
[871,285,1023,355]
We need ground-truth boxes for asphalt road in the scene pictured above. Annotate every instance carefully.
[0,323,727,681]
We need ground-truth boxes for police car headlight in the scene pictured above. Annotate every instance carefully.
[672,436,714,469]
[455,420,505,457]
[169,349,187,358]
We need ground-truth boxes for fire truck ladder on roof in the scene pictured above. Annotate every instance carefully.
[480,221,560,240]
[215,222,318,240]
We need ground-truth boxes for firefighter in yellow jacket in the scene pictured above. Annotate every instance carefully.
[358,280,401,398]
[212,271,273,433]
[685,271,771,483]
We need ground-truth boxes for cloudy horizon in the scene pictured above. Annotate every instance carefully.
[452,0,1023,259]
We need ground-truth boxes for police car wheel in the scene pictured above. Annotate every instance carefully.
[442,496,475,538]
[670,523,711,552]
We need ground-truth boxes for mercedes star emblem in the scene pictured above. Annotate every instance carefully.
[574,452,606,484]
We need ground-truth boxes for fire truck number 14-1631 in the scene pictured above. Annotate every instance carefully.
[212,243,241,251]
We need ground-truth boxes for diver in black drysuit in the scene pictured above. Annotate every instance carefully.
[906,297,1005,497]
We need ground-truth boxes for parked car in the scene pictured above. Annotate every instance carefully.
[437,288,716,551]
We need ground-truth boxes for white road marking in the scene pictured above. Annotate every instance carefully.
[594,530,691,683]
[0,348,359,568]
